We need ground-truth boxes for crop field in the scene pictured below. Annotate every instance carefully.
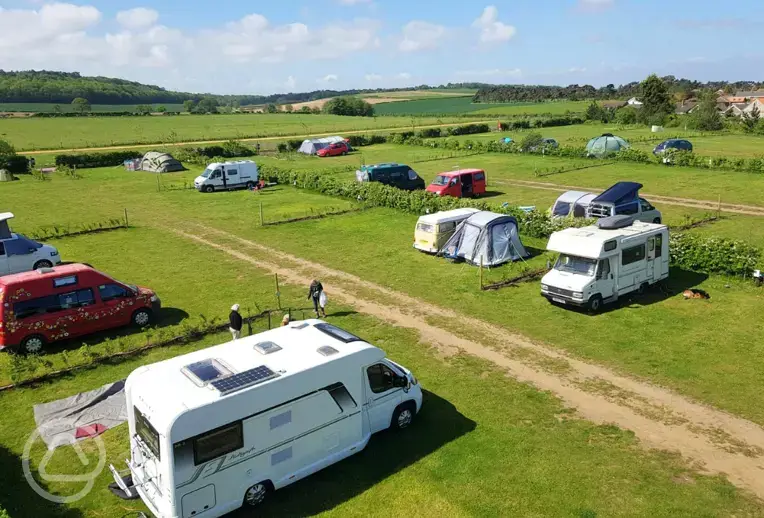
[4,113,764,517]
[0,103,186,113]
[373,97,589,116]
[0,113,491,151]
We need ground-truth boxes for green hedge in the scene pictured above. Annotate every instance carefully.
[0,506,10,518]
[0,155,30,173]
[446,123,491,136]
[55,151,142,168]
[670,233,760,277]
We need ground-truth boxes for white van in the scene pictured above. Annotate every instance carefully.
[110,320,423,518]
[194,161,258,193]
[0,212,61,276]
[540,216,669,312]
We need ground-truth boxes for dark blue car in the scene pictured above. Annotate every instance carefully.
[653,139,693,155]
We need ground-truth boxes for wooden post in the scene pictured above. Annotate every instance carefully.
[259,202,264,226]
[156,173,160,192]
[717,194,721,219]
[123,208,129,228]
[479,256,484,290]
[275,274,281,309]
[267,311,271,330]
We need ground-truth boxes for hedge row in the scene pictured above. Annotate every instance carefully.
[261,164,761,277]
[0,155,30,173]
[55,150,142,168]
[0,506,9,518]
[499,116,584,131]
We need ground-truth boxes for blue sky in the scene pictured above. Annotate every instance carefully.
[0,0,762,94]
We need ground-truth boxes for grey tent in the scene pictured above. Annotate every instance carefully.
[441,211,529,267]
[140,151,184,173]
[586,133,630,158]
[298,136,346,155]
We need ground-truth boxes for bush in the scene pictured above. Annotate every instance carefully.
[447,123,491,136]
[0,505,9,518]
[670,233,760,277]
[520,132,544,152]
[277,143,288,153]
[55,150,142,168]
[1,155,30,173]
[613,148,653,163]
[347,134,386,147]
[322,96,374,117]
[418,127,443,138]
[286,139,304,152]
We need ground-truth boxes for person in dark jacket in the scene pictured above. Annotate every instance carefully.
[307,280,325,318]
[229,304,243,340]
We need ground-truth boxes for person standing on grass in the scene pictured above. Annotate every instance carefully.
[229,304,243,340]
[307,280,326,318]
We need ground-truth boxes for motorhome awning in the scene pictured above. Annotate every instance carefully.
[592,182,642,205]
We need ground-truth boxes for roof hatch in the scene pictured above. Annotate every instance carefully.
[182,359,233,387]
[254,341,282,355]
[317,346,339,357]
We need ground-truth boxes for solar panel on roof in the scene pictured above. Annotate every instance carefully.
[211,365,278,395]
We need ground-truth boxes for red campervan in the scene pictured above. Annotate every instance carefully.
[426,169,487,198]
[0,264,160,354]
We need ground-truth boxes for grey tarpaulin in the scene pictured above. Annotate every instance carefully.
[33,380,127,450]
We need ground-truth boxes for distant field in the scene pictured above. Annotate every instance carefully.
[0,113,489,151]
[0,103,185,113]
[361,89,478,99]
[373,97,589,116]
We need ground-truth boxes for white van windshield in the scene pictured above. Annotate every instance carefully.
[552,202,570,217]
[200,167,214,179]
[555,254,596,276]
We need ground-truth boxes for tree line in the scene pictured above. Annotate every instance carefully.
[473,77,763,103]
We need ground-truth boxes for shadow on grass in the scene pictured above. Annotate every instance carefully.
[0,445,85,518]
[244,390,476,517]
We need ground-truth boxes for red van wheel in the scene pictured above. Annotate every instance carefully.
[132,309,153,328]
[19,335,46,355]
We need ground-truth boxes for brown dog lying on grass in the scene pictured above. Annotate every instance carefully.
[683,289,710,300]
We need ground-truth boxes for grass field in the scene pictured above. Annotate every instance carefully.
[0,113,492,151]
[373,98,589,116]
[0,103,185,113]
[1,185,762,517]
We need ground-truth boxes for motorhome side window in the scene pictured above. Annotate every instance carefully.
[227,169,238,176]
[193,422,243,465]
[135,407,161,460]
[622,244,646,265]
[604,240,617,252]
[596,259,611,280]
[655,234,663,257]
[367,364,396,394]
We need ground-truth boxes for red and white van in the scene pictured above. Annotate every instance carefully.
[0,264,160,354]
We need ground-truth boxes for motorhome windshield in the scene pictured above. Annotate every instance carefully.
[135,407,161,459]
[200,168,213,178]
[555,254,597,276]
[432,175,449,186]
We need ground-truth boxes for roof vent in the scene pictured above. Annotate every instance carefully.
[290,322,309,330]
[317,346,339,357]
[254,341,282,355]
[182,359,233,387]
[596,215,633,230]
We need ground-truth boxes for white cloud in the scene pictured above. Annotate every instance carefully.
[116,7,159,30]
[364,73,382,81]
[577,0,614,12]
[337,0,371,4]
[398,21,446,52]
[398,72,411,79]
[472,6,516,43]
[317,74,338,83]
[285,75,296,90]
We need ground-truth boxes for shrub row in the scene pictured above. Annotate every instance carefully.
[261,164,762,277]
[55,150,141,168]
[498,116,584,131]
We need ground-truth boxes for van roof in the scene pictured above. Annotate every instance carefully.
[546,221,666,259]
[0,212,13,224]
[127,320,384,430]
[0,263,95,287]
[418,208,480,224]
[361,163,407,171]
[207,160,257,168]
[437,169,484,177]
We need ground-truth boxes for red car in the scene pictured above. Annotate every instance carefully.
[317,142,349,157]
[0,263,160,354]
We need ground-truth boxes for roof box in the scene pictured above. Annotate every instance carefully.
[596,215,633,230]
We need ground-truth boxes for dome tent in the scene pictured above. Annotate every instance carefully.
[586,133,630,158]
[0,169,15,182]
[140,152,184,173]
[440,211,529,267]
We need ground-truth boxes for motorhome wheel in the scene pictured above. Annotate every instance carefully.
[392,403,415,430]
[653,218,661,224]
[20,335,45,354]
[33,260,53,270]
[204,185,214,193]
[588,295,603,313]
[637,283,649,296]
[244,483,269,507]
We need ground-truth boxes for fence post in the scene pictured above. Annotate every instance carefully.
[259,202,264,226]
[156,173,160,193]
[717,194,721,219]
[123,208,129,228]
[268,311,271,330]
[275,274,281,310]
[479,256,484,290]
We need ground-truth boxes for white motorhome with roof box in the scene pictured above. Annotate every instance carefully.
[194,160,258,193]
[541,216,669,312]
[110,320,422,518]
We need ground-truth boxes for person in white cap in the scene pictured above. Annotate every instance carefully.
[229,304,243,340]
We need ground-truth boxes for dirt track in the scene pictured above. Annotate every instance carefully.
[495,179,764,216]
[171,224,764,500]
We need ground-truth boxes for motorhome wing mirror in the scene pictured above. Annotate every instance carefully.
[393,376,408,388]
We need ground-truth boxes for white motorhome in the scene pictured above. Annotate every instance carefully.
[541,216,669,312]
[0,212,61,276]
[110,320,423,518]
[194,161,258,193]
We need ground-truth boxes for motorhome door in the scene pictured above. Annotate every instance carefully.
[364,363,403,434]
[596,258,615,299]
[646,237,657,281]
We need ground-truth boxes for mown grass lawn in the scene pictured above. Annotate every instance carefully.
[0,227,760,518]
[0,113,490,151]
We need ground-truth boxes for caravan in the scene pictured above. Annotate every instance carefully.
[111,320,423,518]
[194,161,259,193]
[541,216,669,312]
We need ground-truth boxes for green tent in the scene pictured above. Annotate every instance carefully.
[586,133,630,158]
